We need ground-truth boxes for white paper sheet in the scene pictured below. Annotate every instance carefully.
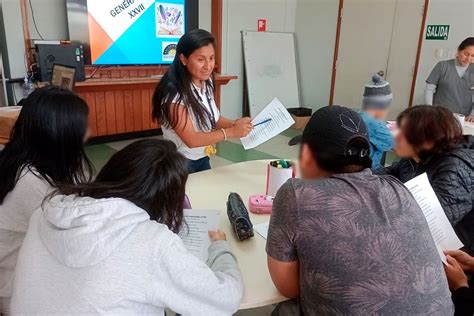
[404,173,464,263]
[178,209,220,262]
[240,98,295,150]
[254,222,270,240]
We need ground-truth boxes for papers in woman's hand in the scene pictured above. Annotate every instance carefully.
[179,209,220,261]
[404,173,464,263]
[240,98,295,150]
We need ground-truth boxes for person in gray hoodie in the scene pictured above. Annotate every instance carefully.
[10,139,243,315]
[0,86,93,314]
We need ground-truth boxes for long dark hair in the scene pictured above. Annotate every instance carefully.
[55,139,188,233]
[152,29,215,131]
[0,86,93,203]
[397,105,464,159]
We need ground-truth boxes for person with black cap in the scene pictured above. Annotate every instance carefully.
[266,106,453,315]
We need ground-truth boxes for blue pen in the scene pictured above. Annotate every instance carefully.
[253,118,272,128]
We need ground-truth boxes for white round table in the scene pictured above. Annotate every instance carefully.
[186,160,288,309]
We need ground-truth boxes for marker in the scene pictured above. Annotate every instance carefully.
[253,118,272,128]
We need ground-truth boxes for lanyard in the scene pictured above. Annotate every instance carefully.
[192,84,216,130]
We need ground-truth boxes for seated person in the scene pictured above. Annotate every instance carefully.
[0,86,92,314]
[11,139,243,315]
[377,105,473,252]
[266,106,453,315]
[360,73,394,169]
[444,249,474,316]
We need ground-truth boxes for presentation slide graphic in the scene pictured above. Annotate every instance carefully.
[87,0,185,65]
[156,3,185,37]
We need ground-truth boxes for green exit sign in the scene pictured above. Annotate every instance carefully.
[426,25,450,40]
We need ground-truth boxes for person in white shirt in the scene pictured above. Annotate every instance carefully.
[11,139,243,315]
[0,86,93,314]
[425,37,474,121]
[153,29,253,173]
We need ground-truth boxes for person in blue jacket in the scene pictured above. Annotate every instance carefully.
[359,73,394,169]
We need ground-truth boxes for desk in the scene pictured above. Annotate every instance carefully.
[186,160,288,309]
[0,106,21,144]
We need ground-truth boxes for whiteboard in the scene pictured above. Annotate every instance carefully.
[242,31,301,117]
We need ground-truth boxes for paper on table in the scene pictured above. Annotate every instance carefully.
[404,173,464,263]
[254,222,269,240]
[240,98,295,150]
[178,209,220,262]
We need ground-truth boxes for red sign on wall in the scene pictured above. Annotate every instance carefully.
[258,19,267,32]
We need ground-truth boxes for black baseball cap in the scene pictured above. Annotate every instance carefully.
[289,106,370,158]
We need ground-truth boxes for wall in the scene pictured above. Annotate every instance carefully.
[199,0,212,32]
[413,0,474,105]
[220,0,297,119]
[27,0,69,40]
[294,0,338,110]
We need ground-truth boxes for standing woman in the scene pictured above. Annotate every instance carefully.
[0,86,93,314]
[425,37,474,120]
[153,29,253,173]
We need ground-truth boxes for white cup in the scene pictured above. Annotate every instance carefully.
[266,162,296,197]
[454,113,465,127]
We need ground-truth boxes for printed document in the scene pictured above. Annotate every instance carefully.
[179,209,220,261]
[404,173,464,263]
[241,98,295,150]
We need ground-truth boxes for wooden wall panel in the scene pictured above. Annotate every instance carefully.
[114,90,125,133]
[73,75,237,138]
[141,89,151,130]
[105,91,117,134]
[84,92,98,137]
[123,90,134,133]
[132,90,143,131]
[84,65,168,79]
[95,92,107,136]
[150,89,159,128]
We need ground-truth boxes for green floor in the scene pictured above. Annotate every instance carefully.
[85,128,398,173]
[85,129,303,172]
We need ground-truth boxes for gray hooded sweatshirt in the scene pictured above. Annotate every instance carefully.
[10,195,243,315]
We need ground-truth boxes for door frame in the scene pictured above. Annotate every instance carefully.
[329,0,430,107]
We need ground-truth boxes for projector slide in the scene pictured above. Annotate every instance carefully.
[87,0,185,65]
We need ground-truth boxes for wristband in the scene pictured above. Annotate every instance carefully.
[221,128,228,141]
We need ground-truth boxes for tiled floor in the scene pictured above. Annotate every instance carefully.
[85,128,397,173]
[85,129,302,172]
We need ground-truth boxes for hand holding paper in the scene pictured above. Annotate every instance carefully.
[240,98,295,150]
[404,173,464,263]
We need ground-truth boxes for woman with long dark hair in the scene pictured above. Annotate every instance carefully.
[11,139,243,315]
[378,105,473,252]
[0,86,93,313]
[153,29,253,173]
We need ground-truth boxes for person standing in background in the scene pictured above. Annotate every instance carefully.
[425,37,474,121]
[153,29,252,173]
[359,73,394,169]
